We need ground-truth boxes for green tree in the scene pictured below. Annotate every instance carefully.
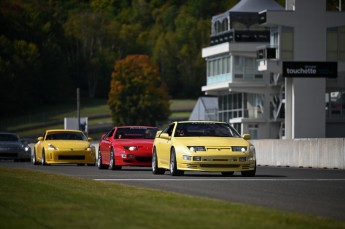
[64,10,118,98]
[108,54,170,126]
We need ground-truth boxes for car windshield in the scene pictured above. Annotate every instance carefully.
[45,132,86,141]
[174,122,240,137]
[0,134,19,142]
[115,127,158,139]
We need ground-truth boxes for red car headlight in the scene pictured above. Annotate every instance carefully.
[123,146,138,151]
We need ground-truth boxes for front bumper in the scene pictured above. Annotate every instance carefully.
[45,149,96,164]
[179,161,256,172]
[0,148,31,161]
[178,154,256,172]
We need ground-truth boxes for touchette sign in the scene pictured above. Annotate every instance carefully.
[283,61,337,78]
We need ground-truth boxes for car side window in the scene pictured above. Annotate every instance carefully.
[104,129,115,139]
[162,124,175,136]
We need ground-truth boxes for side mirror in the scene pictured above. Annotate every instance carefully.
[37,137,43,141]
[88,137,93,142]
[160,133,170,140]
[155,131,162,138]
[242,134,251,140]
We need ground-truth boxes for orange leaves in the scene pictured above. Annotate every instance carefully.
[108,54,170,126]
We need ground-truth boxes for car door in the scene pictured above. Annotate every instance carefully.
[99,128,115,164]
[155,123,175,167]
[35,131,47,161]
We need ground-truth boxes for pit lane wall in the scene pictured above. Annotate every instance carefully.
[250,138,345,169]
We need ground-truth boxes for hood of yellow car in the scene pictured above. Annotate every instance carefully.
[174,137,249,147]
[46,140,90,150]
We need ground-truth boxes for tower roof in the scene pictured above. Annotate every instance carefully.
[230,0,284,12]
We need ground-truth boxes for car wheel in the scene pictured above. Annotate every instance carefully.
[41,149,49,166]
[221,171,234,177]
[97,151,107,169]
[32,149,39,165]
[170,148,184,176]
[152,148,165,175]
[241,164,256,177]
[109,148,122,170]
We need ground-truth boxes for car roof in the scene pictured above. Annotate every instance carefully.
[172,121,227,124]
[0,132,17,135]
[45,129,84,133]
[115,126,158,128]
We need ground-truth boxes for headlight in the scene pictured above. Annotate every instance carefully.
[248,145,256,161]
[250,145,256,154]
[123,146,138,151]
[48,144,58,150]
[188,146,206,152]
[24,146,30,152]
[86,144,94,151]
[231,146,247,152]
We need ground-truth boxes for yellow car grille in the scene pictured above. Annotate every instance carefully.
[200,164,240,168]
[242,164,251,170]
[58,155,85,160]
[200,156,247,162]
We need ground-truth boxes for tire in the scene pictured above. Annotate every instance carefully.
[97,151,107,169]
[241,164,256,177]
[32,149,39,165]
[109,148,121,170]
[221,171,234,177]
[170,148,184,176]
[41,149,49,166]
[152,148,165,175]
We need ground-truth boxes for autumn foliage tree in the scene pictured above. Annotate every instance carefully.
[108,55,170,126]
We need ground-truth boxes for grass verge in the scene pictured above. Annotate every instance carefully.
[6,99,196,139]
[0,167,344,229]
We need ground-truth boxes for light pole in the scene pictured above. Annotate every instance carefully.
[77,88,80,130]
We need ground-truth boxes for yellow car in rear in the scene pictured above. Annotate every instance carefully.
[152,121,256,176]
[33,129,96,166]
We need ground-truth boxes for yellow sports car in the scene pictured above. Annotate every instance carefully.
[32,129,96,166]
[152,121,256,176]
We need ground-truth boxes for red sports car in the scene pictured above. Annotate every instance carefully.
[97,126,158,170]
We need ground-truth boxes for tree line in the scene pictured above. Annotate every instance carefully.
[0,0,295,118]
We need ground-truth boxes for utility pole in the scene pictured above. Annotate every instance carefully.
[77,88,80,130]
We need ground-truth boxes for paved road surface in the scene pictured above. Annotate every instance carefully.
[1,161,345,221]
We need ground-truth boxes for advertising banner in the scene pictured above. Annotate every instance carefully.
[283,61,337,78]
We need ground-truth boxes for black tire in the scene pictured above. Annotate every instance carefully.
[31,149,39,165]
[152,148,165,175]
[97,151,107,169]
[109,148,122,170]
[221,171,234,177]
[170,148,184,176]
[241,164,256,177]
[41,149,49,166]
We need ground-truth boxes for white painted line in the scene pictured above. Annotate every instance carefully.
[94,178,345,181]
